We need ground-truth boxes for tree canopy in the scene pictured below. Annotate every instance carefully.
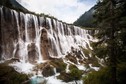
[85,0,126,84]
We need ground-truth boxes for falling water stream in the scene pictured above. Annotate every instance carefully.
[0,6,98,84]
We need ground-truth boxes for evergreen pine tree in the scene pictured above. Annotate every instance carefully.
[94,0,126,84]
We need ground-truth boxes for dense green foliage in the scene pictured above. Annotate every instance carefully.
[84,0,126,84]
[83,62,126,84]
[83,67,111,84]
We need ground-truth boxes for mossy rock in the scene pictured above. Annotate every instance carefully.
[66,55,77,64]
[69,68,83,80]
[33,62,55,77]
[86,57,100,67]
[49,59,66,72]
[34,58,67,76]
[42,64,55,77]
[57,67,83,82]
[57,71,73,82]
[82,48,91,57]
[0,64,29,84]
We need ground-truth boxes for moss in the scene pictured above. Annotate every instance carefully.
[69,64,78,70]
[49,59,67,73]
[83,67,111,84]
[0,64,29,84]
[82,48,91,57]
[88,57,100,67]
[69,68,83,80]
[57,66,83,82]
[57,71,71,82]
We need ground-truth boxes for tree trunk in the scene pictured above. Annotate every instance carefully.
[0,30,1,60]
[109,0,117,84]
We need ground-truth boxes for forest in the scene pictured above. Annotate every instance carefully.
[84,0,126,84]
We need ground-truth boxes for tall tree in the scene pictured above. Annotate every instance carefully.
[83,0,126,83]
[93,0,125,84]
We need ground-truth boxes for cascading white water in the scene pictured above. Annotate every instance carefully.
[0,6,99,84]
[0,6,95,63]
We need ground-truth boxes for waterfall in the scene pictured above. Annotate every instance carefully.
[53,68,56,75]
[0,7,94,63]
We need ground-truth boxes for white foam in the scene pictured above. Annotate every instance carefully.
[77,65,86,71]
[89,64,99,71]
[46,76,83,84]
[9,61,34,74]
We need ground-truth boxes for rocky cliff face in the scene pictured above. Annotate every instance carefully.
[0,6,94,64]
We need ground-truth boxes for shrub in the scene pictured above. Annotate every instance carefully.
[83,67,111,84]
[83,62,126,84]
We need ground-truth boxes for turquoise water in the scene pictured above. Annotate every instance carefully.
[30,76,46,84]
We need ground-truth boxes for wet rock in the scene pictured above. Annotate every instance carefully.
[57,67,83,82]
[34,58,66,77]
[11,58,20,62]
[34,62,55,77]
[49,58,66,73]
[40,29,50,60]
[1,7,18,59]
[66,55,77,64]
[28,43,38,63]
[42,64,55,77]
